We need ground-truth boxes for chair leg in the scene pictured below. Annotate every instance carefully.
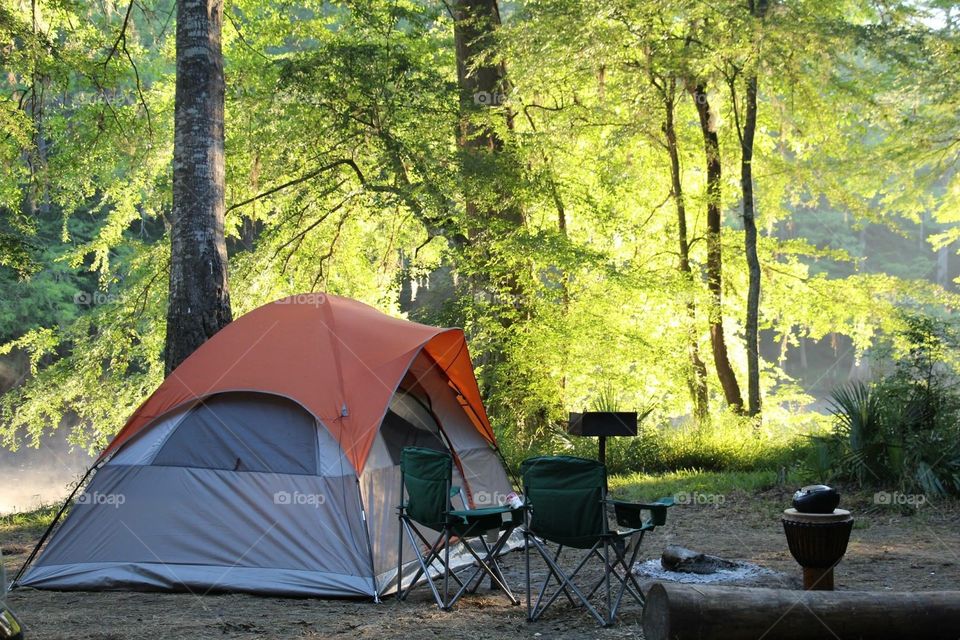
[584,548,611,601]
[527,532,648,626]
[525,530,533,622]
[603,539,612,626]
[534,544,577,608]
[397,511,404,600]
[398,516,447,609]
[584,536,645,610]
[403,522,467,591]
[533,544,559,609]
[450,527,518,606]
[466,534,495,594]
[526,536,606,626]
[466,531,518,604]
[399,519,472,610]
[609,533,647,620]
[443,530,451,609]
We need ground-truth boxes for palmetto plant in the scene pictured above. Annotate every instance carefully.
[826,377,960,497]
[591,383,623,412]
[828,382,888,486]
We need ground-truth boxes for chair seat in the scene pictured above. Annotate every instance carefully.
[525,525,648,550]
[448,506,523,534]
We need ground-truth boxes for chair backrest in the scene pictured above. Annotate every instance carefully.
[401,446,453,529]
[520,456,607,549]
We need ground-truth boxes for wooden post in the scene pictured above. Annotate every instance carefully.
[642,583,960,640]
[803,566,833,591]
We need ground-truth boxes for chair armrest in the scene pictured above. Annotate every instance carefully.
[607,497,674,528]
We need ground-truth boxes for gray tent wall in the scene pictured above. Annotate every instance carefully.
[19,393,373,596]
[17,351,515,598]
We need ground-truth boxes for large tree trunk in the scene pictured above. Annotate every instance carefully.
[690,83,744,412]
[453,2,511,162]
[741,0,768,418]
[452,0,523,233]
[451,0,524,321]
[164,0,232,375]
[451,0,536,430]
[663,83,709,423]
[642,583,960,640]
[741,73,761,417]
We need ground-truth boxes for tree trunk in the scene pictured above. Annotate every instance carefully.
[642,583,960,640]
[663,84,709,423]
[451,0,524,323]
[452,1,510,148]
[451,0,537,433]
[741,0,768,418]
[742,73,761,417]
[165,0,232,375]
[452,0,523,235]
[690,83,744,412]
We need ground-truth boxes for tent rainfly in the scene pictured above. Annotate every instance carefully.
[14,293,516,599]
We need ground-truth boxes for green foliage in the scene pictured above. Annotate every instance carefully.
[0,0,959,479]
[590,383,626,412]
[817,315,960,496]
[827,382,888,484]
[497,409,809,477]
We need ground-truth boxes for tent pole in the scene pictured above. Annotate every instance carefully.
[356,478,380,603]
[492,443,522,495]
[411,346,519,495]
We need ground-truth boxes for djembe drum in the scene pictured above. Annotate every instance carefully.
[781,508,853,590]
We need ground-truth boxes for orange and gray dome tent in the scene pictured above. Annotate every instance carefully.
[14,294,516,598]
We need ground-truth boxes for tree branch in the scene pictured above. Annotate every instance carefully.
[102,0,136,70]
[226,159,397,214]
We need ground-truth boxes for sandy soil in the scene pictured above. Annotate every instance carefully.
[3,489,958,640]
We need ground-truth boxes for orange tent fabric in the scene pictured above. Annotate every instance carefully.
[98,293,496,471]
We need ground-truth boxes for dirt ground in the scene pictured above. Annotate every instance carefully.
[3,489,958,640]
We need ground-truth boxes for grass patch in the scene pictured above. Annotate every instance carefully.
[0,504,58,537]
[497,412,822,477]
[608,469,784,501]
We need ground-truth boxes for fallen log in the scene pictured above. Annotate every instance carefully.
[641,583,960,640]
[661,545,741,574]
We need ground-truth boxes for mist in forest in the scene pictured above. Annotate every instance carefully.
[0,432,92,515]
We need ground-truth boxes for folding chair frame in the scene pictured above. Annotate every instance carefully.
[520,455,673,627]
[396,459,520,611]
[523,526,647,626]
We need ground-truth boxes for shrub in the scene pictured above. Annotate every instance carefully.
[820,315,960,497]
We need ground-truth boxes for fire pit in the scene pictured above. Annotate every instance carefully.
[781,485,853,590]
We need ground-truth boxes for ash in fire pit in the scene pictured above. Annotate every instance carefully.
[633,545,779,585]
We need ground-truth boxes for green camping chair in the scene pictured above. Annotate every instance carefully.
[397,447,523,610]
[520,455,673,626]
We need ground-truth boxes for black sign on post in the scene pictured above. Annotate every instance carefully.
[567,412,638,468]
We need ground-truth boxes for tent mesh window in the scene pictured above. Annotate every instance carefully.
[380,388,446,465]
[152,392,319,474]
